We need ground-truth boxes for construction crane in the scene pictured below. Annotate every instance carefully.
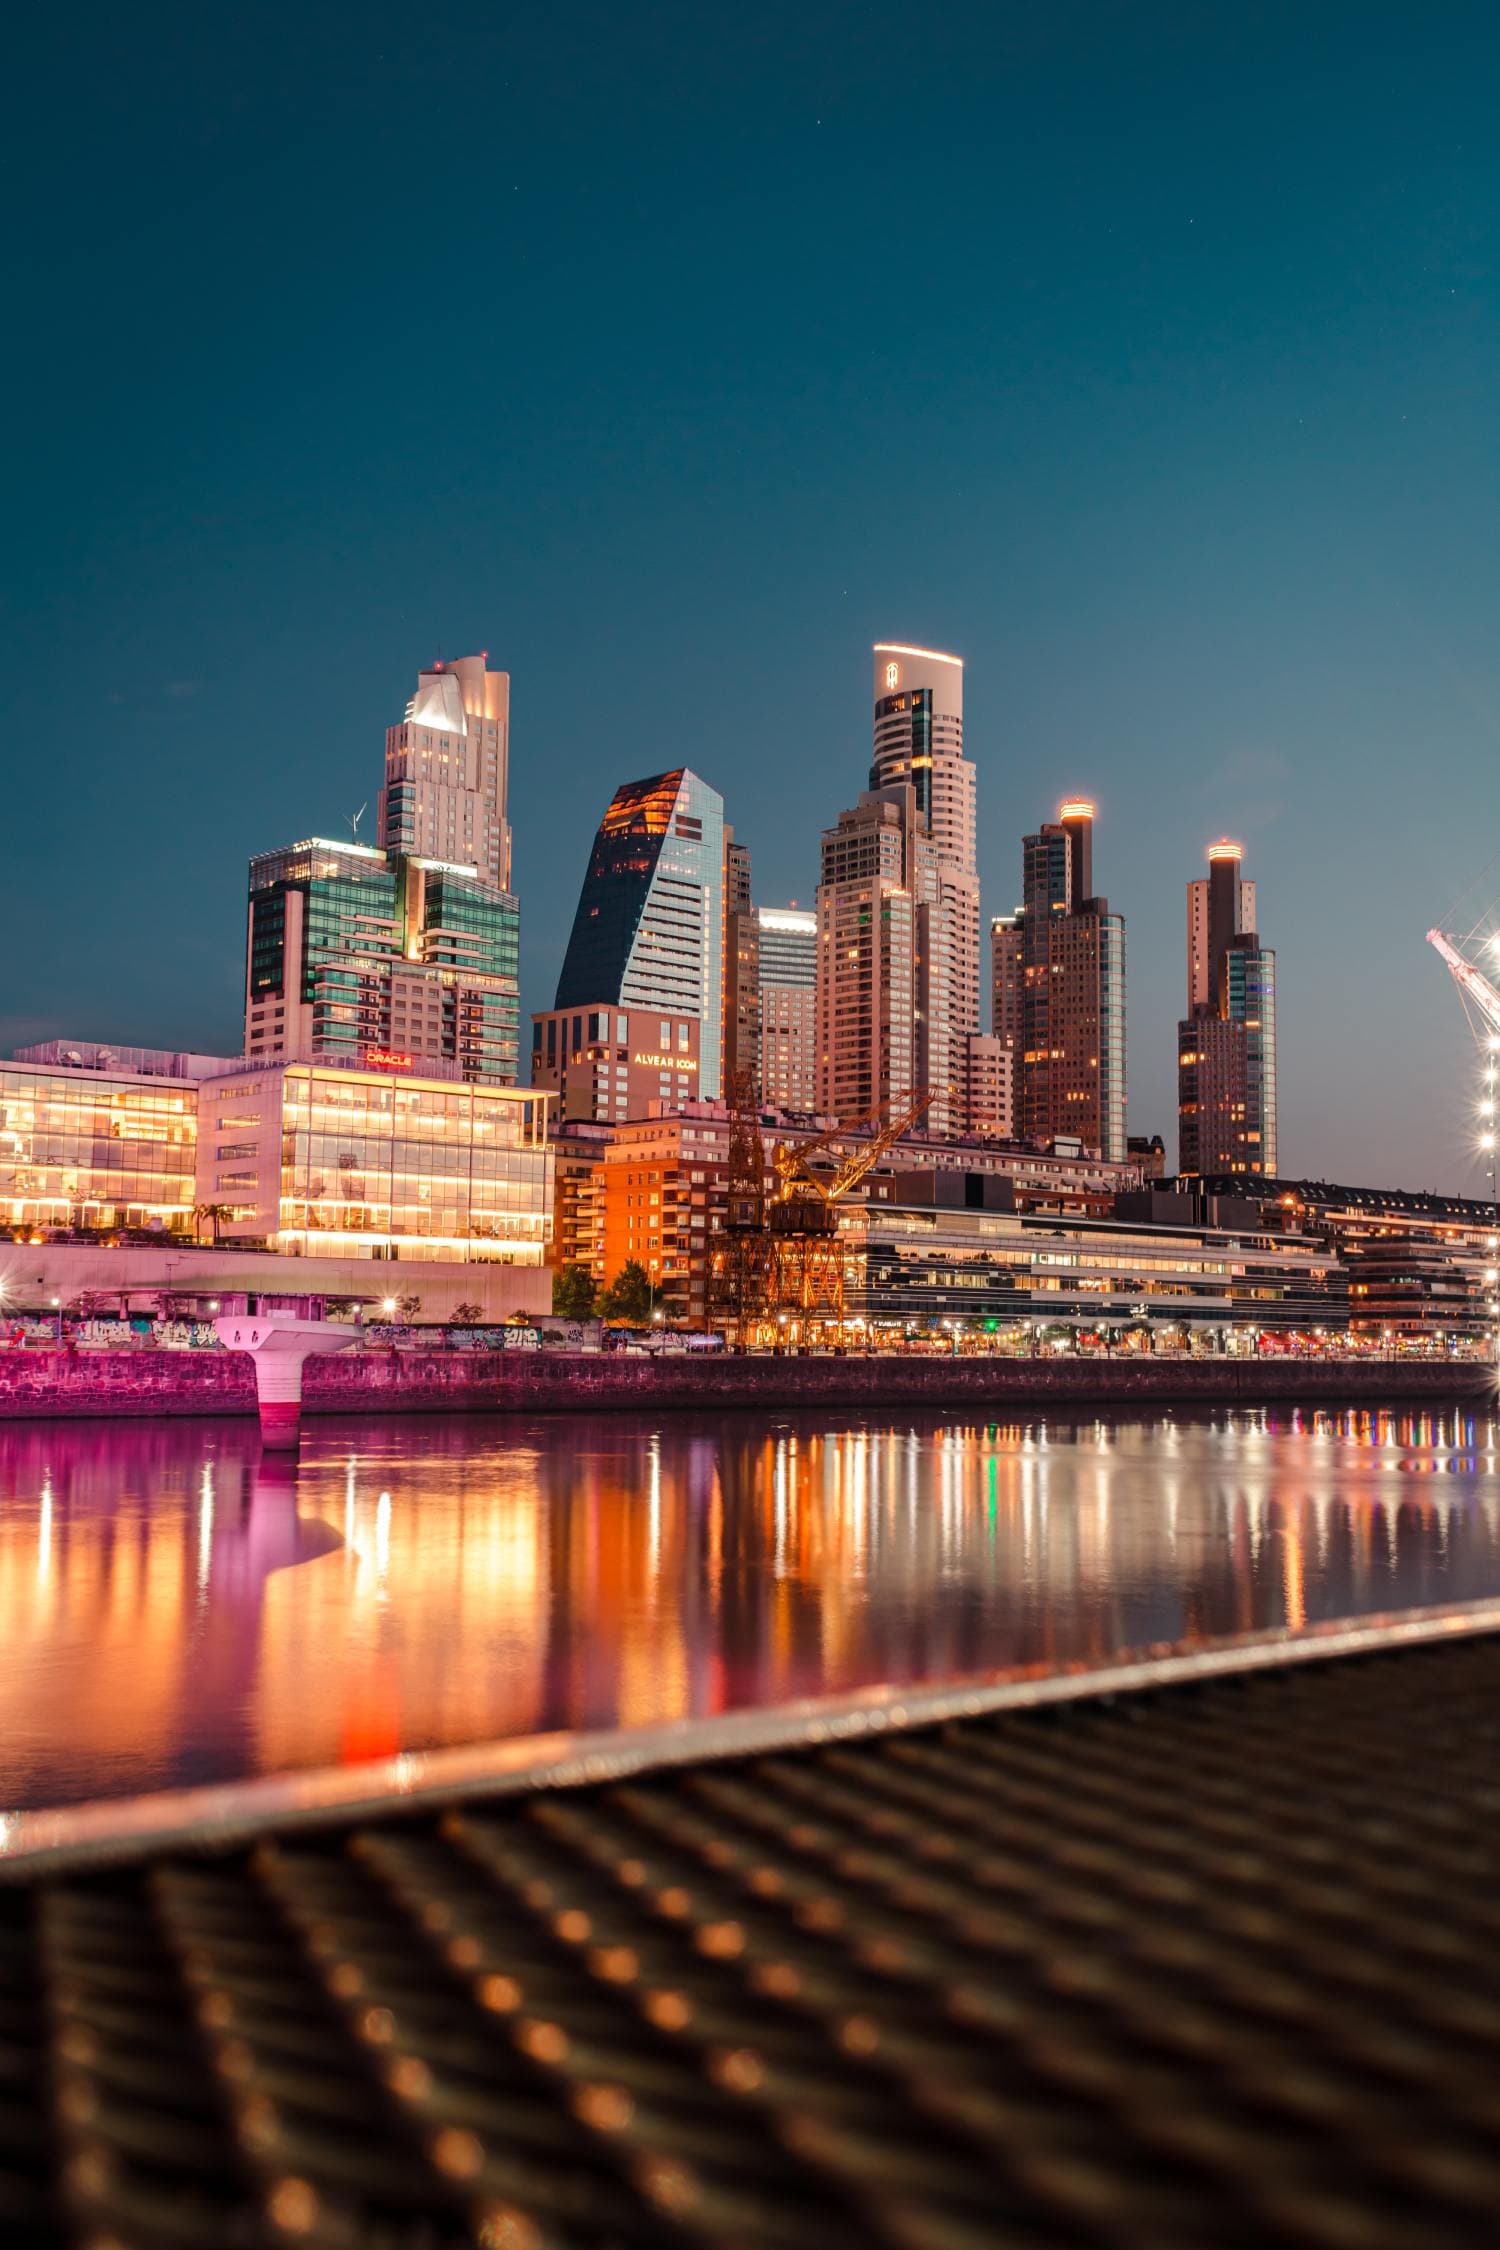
[712,1070,772,1350]
[1428,929,1500,1040]
[1429,927,1500,1354]
[767,1089,939,1337]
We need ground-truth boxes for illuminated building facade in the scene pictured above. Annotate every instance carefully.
[379,654,512,892]
[530,1005,701,1124]
[757,906,817,1113]
[816,785,918,1120]
[554,769,726,1099]
[956,1031,1014,1139]
[992,800,1127,1160]
[1178,1175,1493,1339]
[1178,840,1277,1177]
[723,834,760,1098]
[197,1060,551,1264]
[868,643,980,1133]
[244,839,520,1083]
[842,1195,1346,1337]
[990,911,1024,1071]
[600,1109,729,1325]
[549,1118,611,1281]
[245,839,398,1062]
[0,1059,200,1237]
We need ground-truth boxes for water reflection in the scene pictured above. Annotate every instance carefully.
[0,1407,1497,1811]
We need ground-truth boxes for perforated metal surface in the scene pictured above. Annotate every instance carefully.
[6,1632,1500,2247]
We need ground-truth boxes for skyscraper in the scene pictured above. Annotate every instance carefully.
[991,799,1126,1159]
[756,906,817,1113]
[722,833,760,1100]
[244,652,522,1082]
[869,644,980,1131]
[816,783,919,1120]
[551,769,726,1099]
[243,840,521,1081]
[990,909,1025,1121]
[1177,840,1277,1177]
[379,654,512,891]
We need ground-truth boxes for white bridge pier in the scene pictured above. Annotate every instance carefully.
[213,1306,360,1446]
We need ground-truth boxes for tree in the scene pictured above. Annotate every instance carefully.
[396,1293,423,1323]
[449,1300,484,1326]
[195,1202,234,1247]
[551,1264,597,1319]
[599,1260,654,1324]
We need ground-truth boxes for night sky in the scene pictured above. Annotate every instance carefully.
[5,2,1496,1192]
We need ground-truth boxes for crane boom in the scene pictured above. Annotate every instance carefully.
[772,1089,939,1207]
[1428,929,1500,1038]
[827,1088,940,1201]
[772,1097,887,1202]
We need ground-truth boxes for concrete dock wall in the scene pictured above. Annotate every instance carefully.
[0,1347,1490,1421]
[0,1242,549,1323]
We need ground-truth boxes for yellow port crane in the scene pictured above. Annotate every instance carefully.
[768,1089,938,1335]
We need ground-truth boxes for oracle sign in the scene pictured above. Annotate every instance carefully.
[364,1048,414,1072]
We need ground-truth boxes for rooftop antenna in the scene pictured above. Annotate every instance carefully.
[349,801,368,844]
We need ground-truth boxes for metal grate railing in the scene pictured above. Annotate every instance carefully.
[7,1626,1500,2246]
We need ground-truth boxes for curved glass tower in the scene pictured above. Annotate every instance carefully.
[554,770,726,1098]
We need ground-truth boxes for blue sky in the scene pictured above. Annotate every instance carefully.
[3,1,1496,1188]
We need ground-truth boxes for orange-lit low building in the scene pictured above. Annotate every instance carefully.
[600,1110,729,1324]
[595,1099,1145,1325]
[550,1118,611,1284]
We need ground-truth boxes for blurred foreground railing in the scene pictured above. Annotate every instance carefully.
[6,1604,1500,2245]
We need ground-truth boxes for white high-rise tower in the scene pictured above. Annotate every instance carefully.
[868,643,980,1133]
[379,654,511,892]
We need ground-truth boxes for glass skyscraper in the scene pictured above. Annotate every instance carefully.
[554,769,726,1099]
[1178,841,1277,1176]
[244,654,522,1084]
[247,840,401,1063]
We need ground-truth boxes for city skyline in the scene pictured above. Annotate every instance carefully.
[4,3,1497,1193]
[0,616,1480,1182]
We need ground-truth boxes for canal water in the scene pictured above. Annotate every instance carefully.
[0,1404,1496,1812]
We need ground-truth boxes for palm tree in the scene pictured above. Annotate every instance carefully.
[195,1202,234,1247]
